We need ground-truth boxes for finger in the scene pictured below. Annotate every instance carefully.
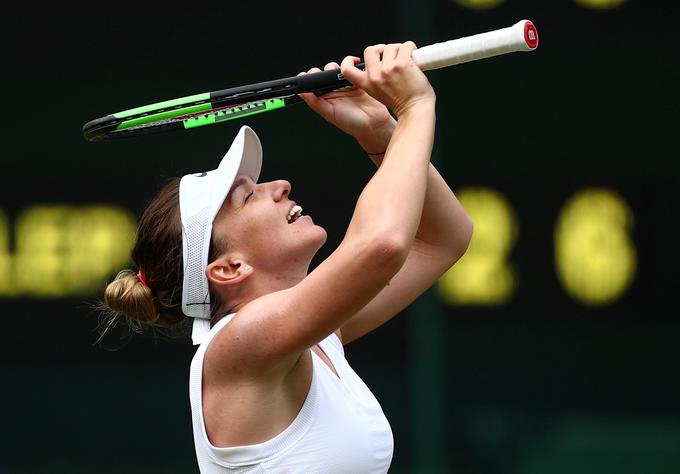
[297,68,323,79]
[396,41,418,64]
[337,57,360,91]
[324,62,340,71]
[382,43,400,69]
[348,56,361,70]
[363,44,385,80]
[340,55,366,88]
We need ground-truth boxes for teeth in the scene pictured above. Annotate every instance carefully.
[287,205,303,222]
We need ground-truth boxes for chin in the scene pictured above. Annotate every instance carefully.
[312,224,328,246]
[290,222,327,259]
[314,224,328,237]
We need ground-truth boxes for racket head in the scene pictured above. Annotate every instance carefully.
[82,100,287,142]
[82,68,349,142]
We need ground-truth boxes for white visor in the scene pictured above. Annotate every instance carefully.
[179,125,262,344]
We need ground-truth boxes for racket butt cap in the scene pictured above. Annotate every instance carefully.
[523,20,539,49]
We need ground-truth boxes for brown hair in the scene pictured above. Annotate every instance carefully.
[100,178,227,338]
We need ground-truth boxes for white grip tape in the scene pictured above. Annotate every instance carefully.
[412,20,537,71]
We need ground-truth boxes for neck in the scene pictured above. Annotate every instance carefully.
[214,265,309,320]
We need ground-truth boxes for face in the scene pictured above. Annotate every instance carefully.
[212,175,327,275]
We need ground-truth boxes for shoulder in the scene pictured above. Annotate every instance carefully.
[202,298,302,382]
[203,291,347,382]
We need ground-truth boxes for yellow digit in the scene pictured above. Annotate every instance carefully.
[63,206,136,294]
[13,205,136,297]
[438,187,518,305]
[554,188,636,305]
[14,206,71,296]
[0,210,11,294]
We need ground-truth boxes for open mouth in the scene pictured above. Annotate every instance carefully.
[287,205,302,224]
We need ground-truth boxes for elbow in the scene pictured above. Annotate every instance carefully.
[448,214,474,265]
[367,232,411,274]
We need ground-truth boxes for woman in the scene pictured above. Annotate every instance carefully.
[104,42,472,473]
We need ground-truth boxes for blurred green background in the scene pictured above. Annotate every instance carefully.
[1,1,678,473]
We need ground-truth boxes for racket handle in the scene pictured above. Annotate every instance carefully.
[315,20,537,93]
[412,19,539,71]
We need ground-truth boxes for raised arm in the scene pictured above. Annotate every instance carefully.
[296,56,472,344]
[209,43,437,373]
[343,123,473,343]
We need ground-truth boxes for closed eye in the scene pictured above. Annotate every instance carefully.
[244,192,254,203]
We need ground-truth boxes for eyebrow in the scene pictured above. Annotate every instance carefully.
[230,178,249,206]
[232,176,248,189]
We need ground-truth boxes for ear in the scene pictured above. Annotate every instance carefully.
[205,257,253,288]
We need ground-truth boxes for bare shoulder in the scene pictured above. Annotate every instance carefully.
[203,290,302,381]
[204,287,348,381]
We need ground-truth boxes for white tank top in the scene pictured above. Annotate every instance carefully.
[189,314,394,473]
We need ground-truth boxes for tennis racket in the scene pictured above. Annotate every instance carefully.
[83,19,539,142]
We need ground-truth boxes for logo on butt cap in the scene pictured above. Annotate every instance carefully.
[524,21,539,49]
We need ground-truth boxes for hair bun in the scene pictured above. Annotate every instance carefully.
[104,270,159,326]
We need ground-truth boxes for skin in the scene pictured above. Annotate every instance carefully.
[201,42,473,448]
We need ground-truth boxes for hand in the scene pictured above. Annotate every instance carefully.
[340,42,435,119]
[297,62,396,154]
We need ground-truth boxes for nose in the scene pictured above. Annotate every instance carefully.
[268,179,291,201]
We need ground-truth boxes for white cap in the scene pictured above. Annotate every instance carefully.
[179,125,262,345]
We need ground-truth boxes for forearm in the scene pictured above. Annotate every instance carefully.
[347,102,436,247]
[357,118,472,256]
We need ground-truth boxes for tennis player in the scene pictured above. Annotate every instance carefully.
[103,42,472,473]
